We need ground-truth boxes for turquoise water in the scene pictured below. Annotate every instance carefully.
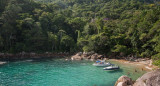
[0,59,146,86]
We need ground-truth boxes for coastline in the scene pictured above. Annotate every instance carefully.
[0,52,158,71]
[1,52,159,86]
[0,52,71,61]
[108,59,158,71]
[111,59,160,86]
[1,53,158,86]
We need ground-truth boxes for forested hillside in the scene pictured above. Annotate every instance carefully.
[0,0,160,66]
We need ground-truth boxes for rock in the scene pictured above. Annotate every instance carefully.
[82,53,91,60]
[117,82,125,86]
[83,53,89,57]
[0,61,6,65]
[87,51,95,55]
[86,56,91,59]
[97,55,103,59]
[149,60,152,66]
[71,52,84,60]
[71,55,83,60]
[82,55,91,60]
[76,52,83,56]
[133,69,160,86]
[71,53,83,60]
[115,75,133,86]
[30,52,36,56]
[71,52,104,60]
[91,53,98,60]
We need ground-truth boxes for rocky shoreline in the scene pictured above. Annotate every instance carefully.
[71,52,160,86]
[71,52,105,60]
[71,52,155,69]
[109,59,157,71]
[115,69,160,86]
[0,52,159,86]
[0,52,70,61]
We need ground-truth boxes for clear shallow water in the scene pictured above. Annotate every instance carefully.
[0,59,146,86]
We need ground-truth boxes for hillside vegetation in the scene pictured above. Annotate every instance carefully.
[0,0,160,66]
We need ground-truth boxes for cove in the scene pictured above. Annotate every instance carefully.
[0,58,146,86]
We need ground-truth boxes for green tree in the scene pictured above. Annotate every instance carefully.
[60,35,75,52]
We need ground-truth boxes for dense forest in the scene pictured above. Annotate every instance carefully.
[0,0,160,66]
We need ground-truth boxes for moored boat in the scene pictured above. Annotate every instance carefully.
[103,65,120,70]
[93,60,111,67]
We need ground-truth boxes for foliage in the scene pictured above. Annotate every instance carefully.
[0,0,160,65]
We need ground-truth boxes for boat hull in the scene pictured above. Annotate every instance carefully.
[103,66,120,70]
[93,63,111,67]
[103,67,119,70]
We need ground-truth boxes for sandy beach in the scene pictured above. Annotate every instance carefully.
[109,59,158,71]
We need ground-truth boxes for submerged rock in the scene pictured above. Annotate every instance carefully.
[115,75,133,86]
[133,69,160,86]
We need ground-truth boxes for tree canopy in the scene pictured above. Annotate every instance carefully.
[0,0,160,66]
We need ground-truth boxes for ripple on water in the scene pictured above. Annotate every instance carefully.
[0,59,146,86]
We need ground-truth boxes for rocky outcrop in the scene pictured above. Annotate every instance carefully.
[71,52,83,60]
[90,53,98,60]
[71,52,104,60]
[133,69,160,86]
[115,75,133,86]
[115,69,160,86]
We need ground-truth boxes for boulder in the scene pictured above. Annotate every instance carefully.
[71,53,83,60]
[91,53,98,60]
[82,55,91,60]
[86,56,91,59]
[83,53,89,58]
[83,54,88,57]
[0,61,6,65]
[115,75,133,86]
[76,52,83,56]
[87,51,95,55]
[133,69,160,86]
[30,52,36,56]
[71,52,104,60]
[97,55,103,59]
[117,82,125,86]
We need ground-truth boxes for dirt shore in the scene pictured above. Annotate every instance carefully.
[109,59,158,71]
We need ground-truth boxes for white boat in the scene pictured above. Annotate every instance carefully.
[93,60,111,67]
[103,65,120,70]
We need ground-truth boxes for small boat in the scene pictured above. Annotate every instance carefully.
[103,65,120,70]
[93,60,111,67]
